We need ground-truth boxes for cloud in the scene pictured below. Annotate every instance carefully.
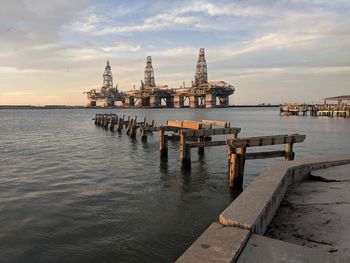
[0,91,33,97]
[101,43,141,52]
[71,13,100,33]
[0,0,89,48]
[87,1,269,35]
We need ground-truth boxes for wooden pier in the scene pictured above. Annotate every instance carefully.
[93,114,306,190]
[226,134,306,189]
[158,120,241,167]
[94,113,156,140]
[280,103,350,117]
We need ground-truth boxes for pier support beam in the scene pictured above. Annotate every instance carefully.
[205,94,216,108]
[198,136,204,155]
[180,131,191,168]
[285,142,295,161]
[166,96,174,108]
[160,127,168,158]
[117,116,124,132]
[141,97,150,107]
[150,95,161,108]
[218,95,229,107]
[125,97,135,107]
[189,96,198,108]
[229,147,246,190]
[174,95,184,108]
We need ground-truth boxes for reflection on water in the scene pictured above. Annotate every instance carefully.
[0,108,349,263]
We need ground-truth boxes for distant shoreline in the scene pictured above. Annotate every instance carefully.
[0,105,279,110]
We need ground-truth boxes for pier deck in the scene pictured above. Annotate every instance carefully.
[280,103,350,117]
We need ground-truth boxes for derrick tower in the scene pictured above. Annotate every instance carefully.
[144,56,155,89]
[102,60,113,93]
[193,48,208,87]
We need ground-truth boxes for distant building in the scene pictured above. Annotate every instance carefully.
[323,95,350,105]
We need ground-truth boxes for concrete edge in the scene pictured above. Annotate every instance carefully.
[220,155,350,234]
[176,154,350,263]
[176,222,251,263]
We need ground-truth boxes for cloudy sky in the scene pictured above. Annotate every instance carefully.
[0,0,349,105]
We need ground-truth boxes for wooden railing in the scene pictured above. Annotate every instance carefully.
[226,134,306,190]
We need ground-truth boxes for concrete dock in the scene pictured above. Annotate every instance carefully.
[176,155,350,263]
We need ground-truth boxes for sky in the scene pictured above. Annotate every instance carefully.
[0,0,349,105]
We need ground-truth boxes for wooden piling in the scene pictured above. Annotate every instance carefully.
[126,116,130,129]
[94,114,98,125]
[126,117,132,135]
[109,115,117,131]
[160,127,168,158]
[130,118,137,138]
[180,131,191,167]
[229,147,246,190]
[117,117,123,132]
[227,133,238,161]
[284,142,295,161]
[198,136,204,154]
[141,122,148,141]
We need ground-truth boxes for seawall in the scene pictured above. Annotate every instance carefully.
[176,154,350,262]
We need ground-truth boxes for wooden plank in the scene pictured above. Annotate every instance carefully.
[246,150,286,160]
[182,127,241,137]
[167,120,202,130]
[201,119,230,128]
[187,140,227,148]
[143,126,160,132]
[227,134,305,148]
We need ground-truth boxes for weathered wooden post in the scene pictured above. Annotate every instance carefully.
[159,127,168,158]
[198,136,204,155]
[117,117,123,132]
[130,118,137,138]
[180,131,191,167]
[126,117,132,135]
[109,115,117,131]
[141,122,148,141]
[99,114,103,127]
[229,147,246,190]
[146,120,153,134]
[284,141,295,161]
[94,114,98,125]
[125,116,130,129]
[102,115,107,129]
[227,133,238,161]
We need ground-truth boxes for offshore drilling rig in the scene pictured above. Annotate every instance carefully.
[84,48,234,108]
[124,56,175,107]
[84,61,125,106]
[174,48,234,108]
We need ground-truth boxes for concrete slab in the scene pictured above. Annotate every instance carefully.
[311,163,350,181]
[176,223,250,263]
[219,163,288,232]
[237,234,349,263]
[265,177,350,257]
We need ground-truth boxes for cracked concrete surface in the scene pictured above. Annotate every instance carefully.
[265,164,350,258]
